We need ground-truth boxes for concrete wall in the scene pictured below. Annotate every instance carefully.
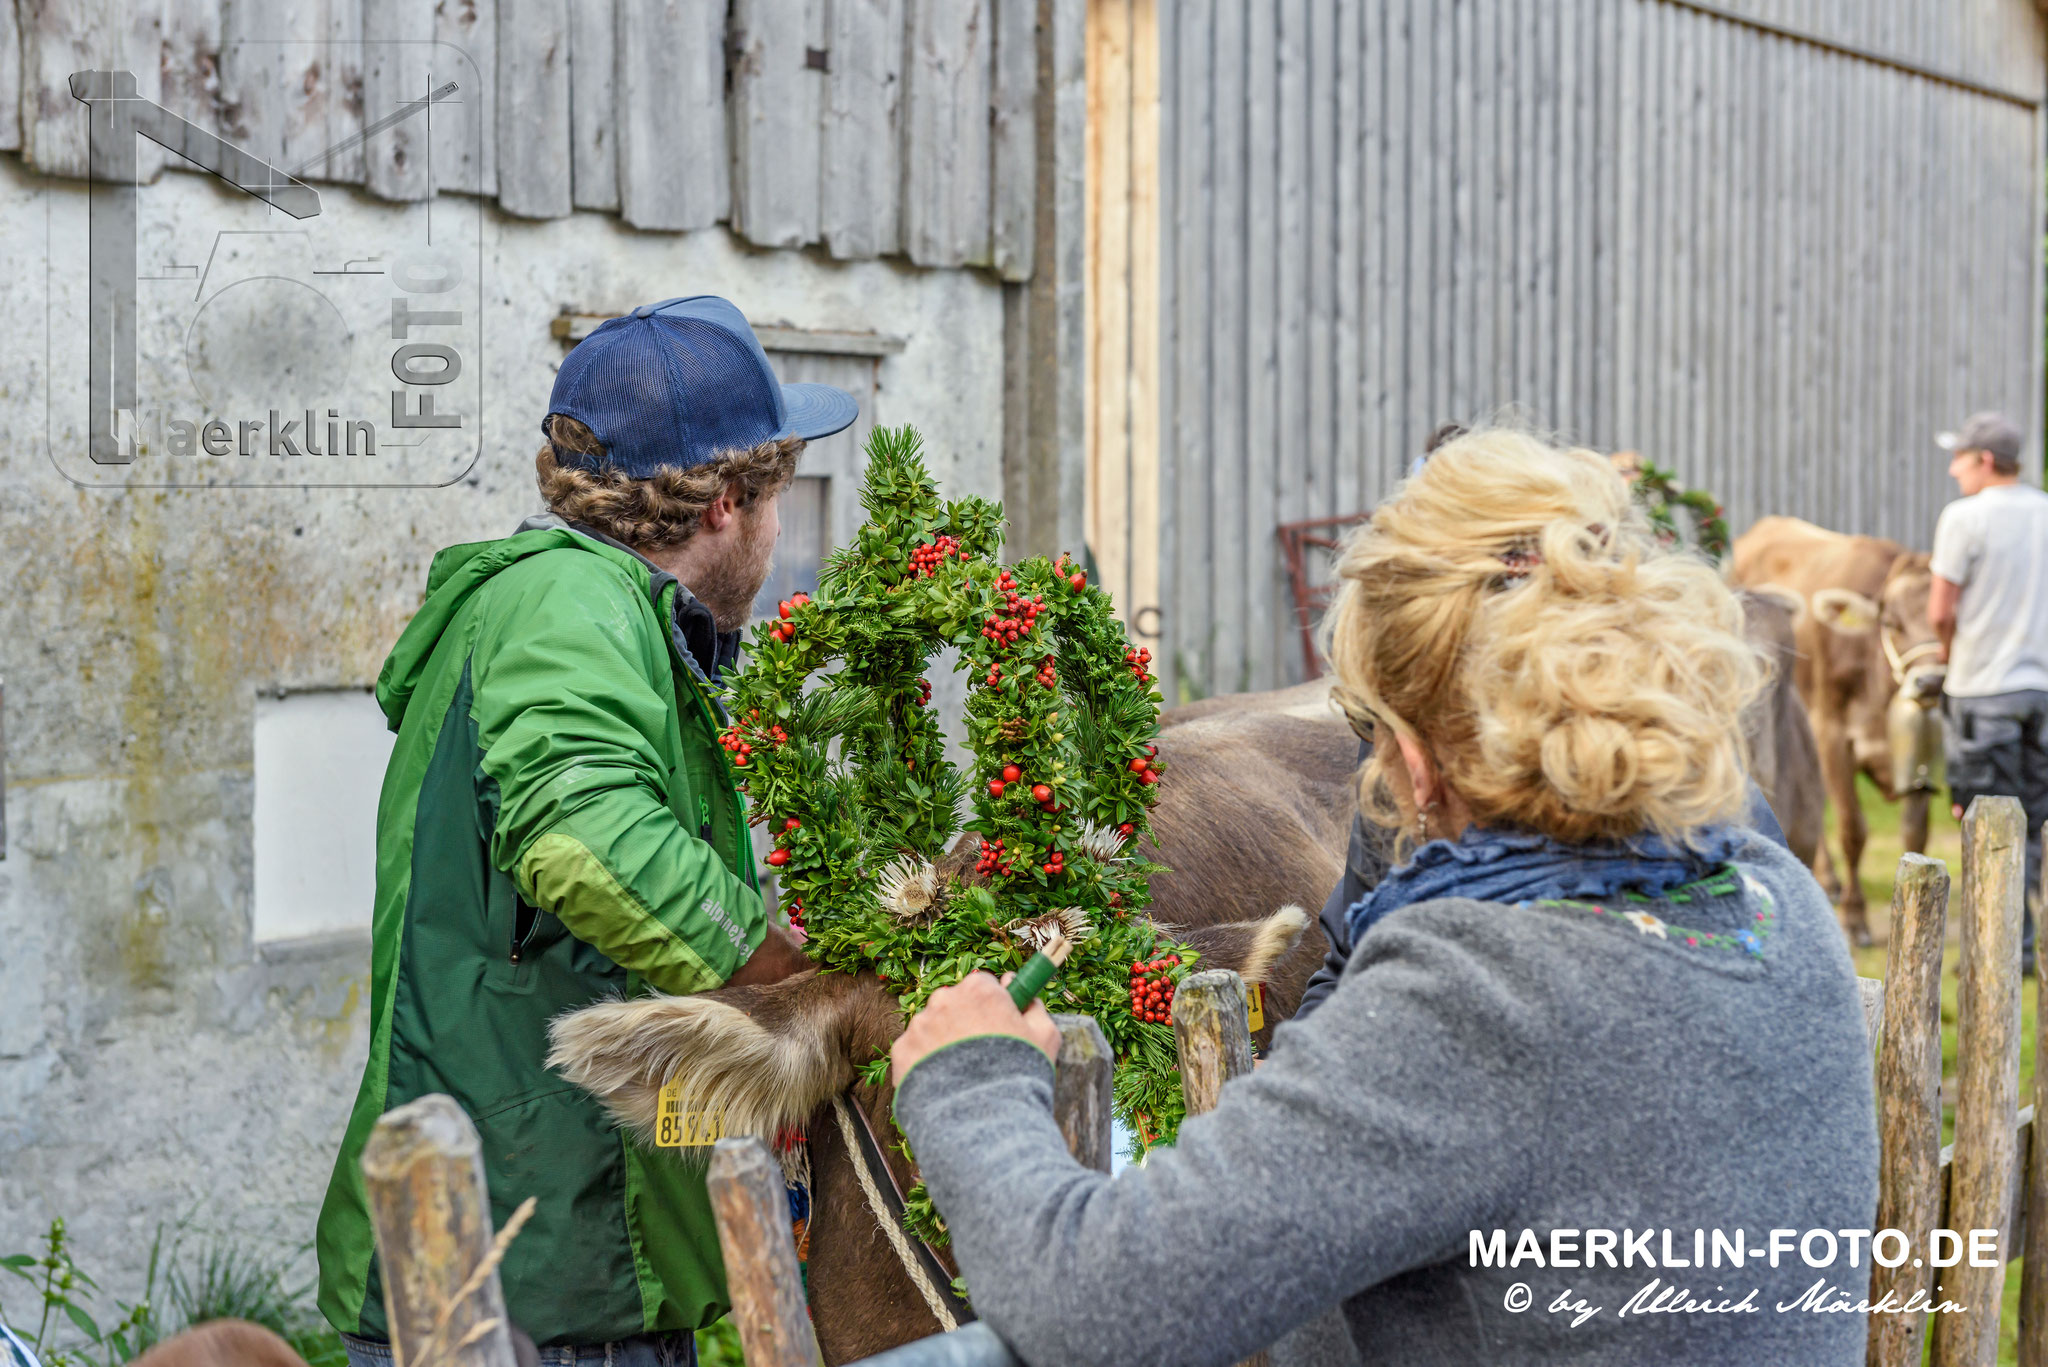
[0,151,1006,1300]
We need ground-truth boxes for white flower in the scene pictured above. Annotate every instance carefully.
[1006,906,1093,951]
[1624,910,1668,938]
[1076,819,1129,864]
[1741,873,1775,908]
[877,856,941,921]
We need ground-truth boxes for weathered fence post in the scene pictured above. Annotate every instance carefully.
[1172,970,1266,1367]
[1173,969,1254,1115]
[708,1137,821,1367]
[1051,1013,1114,1171]
[1868,854,1949,1367]
[1934,797,2027,1367]
[359,1094,521,1367]
[2020,820,2048,1367]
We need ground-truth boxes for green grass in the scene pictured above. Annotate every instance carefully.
[1837,776,2031,1365]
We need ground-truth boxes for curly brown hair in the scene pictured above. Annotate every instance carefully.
[536,414,803,551]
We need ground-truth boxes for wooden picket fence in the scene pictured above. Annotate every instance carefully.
[353,796,2045,1367]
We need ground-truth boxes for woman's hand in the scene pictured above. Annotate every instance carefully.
[890,972,1062,1087]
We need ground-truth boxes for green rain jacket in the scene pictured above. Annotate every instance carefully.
[315,522,767,1345]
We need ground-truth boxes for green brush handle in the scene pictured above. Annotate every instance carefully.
[1008,950,1060,1010]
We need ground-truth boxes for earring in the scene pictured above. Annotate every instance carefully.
[1414,802,1433,845]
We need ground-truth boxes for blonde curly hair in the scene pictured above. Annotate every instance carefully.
[537,414,802,552]
[1323,427,1764,848]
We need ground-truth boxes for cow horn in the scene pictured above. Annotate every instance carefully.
[547,971,867,1152]
[1811,587,1881,635]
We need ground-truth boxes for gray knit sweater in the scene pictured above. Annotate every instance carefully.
[894,834,1880,1366]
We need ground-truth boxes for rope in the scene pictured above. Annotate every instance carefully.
[830,1094,960,1335]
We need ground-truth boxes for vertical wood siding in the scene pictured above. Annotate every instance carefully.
[12,0,1041,276]
[1121,0,2047,702]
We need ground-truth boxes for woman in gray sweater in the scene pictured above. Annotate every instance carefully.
[890,430,1881,1366]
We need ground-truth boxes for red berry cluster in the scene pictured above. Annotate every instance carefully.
[785,897,806,930]
[974,837,1015,878]
[764,815,801,868]
[980,571,1045,650]
[1034,655,1058,690]
[719,713,788,768]
[914,676,933,707]
[768,593,812,643]
[1124,645,1153,684]
[1129,752,1158,787]
[909,536,966,578]
[1129,955,1180,1023]
[1041,847,1065,877]
[987,763,1023,799]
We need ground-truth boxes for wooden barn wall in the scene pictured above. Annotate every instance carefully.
[1103,0,2047,703]
[8,0,1041,279]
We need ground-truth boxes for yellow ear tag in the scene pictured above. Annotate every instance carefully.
[1246,983,1265,1032]
[654,1077,724,1148]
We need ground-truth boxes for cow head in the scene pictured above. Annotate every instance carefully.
[1809,551,1943,796]
[546,905,1314,1152]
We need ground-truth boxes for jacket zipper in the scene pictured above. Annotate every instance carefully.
[698,795,714,842]
[660,583,759,891]
[510,898,539,965]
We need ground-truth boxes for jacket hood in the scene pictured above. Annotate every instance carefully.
[375,527,651,730]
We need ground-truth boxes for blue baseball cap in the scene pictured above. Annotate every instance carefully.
[544,295,859,477]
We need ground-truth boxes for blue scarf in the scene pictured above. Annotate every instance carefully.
[1345,824,1751,947]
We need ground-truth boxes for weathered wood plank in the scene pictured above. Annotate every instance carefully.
[1239,0,1274,693]
[158,0,220,145]
[565,0,617,209]
[1869,857,1947,1367]
[708,1139,820,1367]
[729,0,823,248]
[20,0,163,179]
[989,0,1037,279]
[1126,0,1161,640]
[821,0,902,258]
[432,0,496,196]
[359,1095,522,1367]
[1330,0,1360,521]
[1163,0,1211,705]
[1933,797,2028,1367]
[361,0,436,200]
[615,0,727,231]
[1084,0,1131,616]
[0,0,19,151]
[1050,1013,1113,1172]
[495,0,571,217]
[901,0,993,267]
[1206,0,1245,695]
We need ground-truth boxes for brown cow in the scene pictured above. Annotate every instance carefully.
[1731,516,1944,944]
[549,691,1358,1362]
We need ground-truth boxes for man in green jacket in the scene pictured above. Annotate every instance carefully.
[317,296,848,1367]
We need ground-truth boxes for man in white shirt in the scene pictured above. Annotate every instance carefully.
[1929,411,2048,966]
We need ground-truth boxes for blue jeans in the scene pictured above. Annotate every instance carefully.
[341,1331,695,1367]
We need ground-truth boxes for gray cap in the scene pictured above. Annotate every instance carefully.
[1936,411,2023,462]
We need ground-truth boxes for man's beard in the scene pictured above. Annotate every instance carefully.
[691,508,778,633]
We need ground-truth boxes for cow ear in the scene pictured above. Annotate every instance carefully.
[1811,587,1881,636]
[547,969,873,1151]
[1168,905,1312,988]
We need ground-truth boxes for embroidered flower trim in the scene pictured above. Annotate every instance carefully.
[1535,864,1776,958]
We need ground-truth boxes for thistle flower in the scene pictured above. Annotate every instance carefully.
[1076,819,1128,864]
[1006,906,1092,951]
[877,856,941,921]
